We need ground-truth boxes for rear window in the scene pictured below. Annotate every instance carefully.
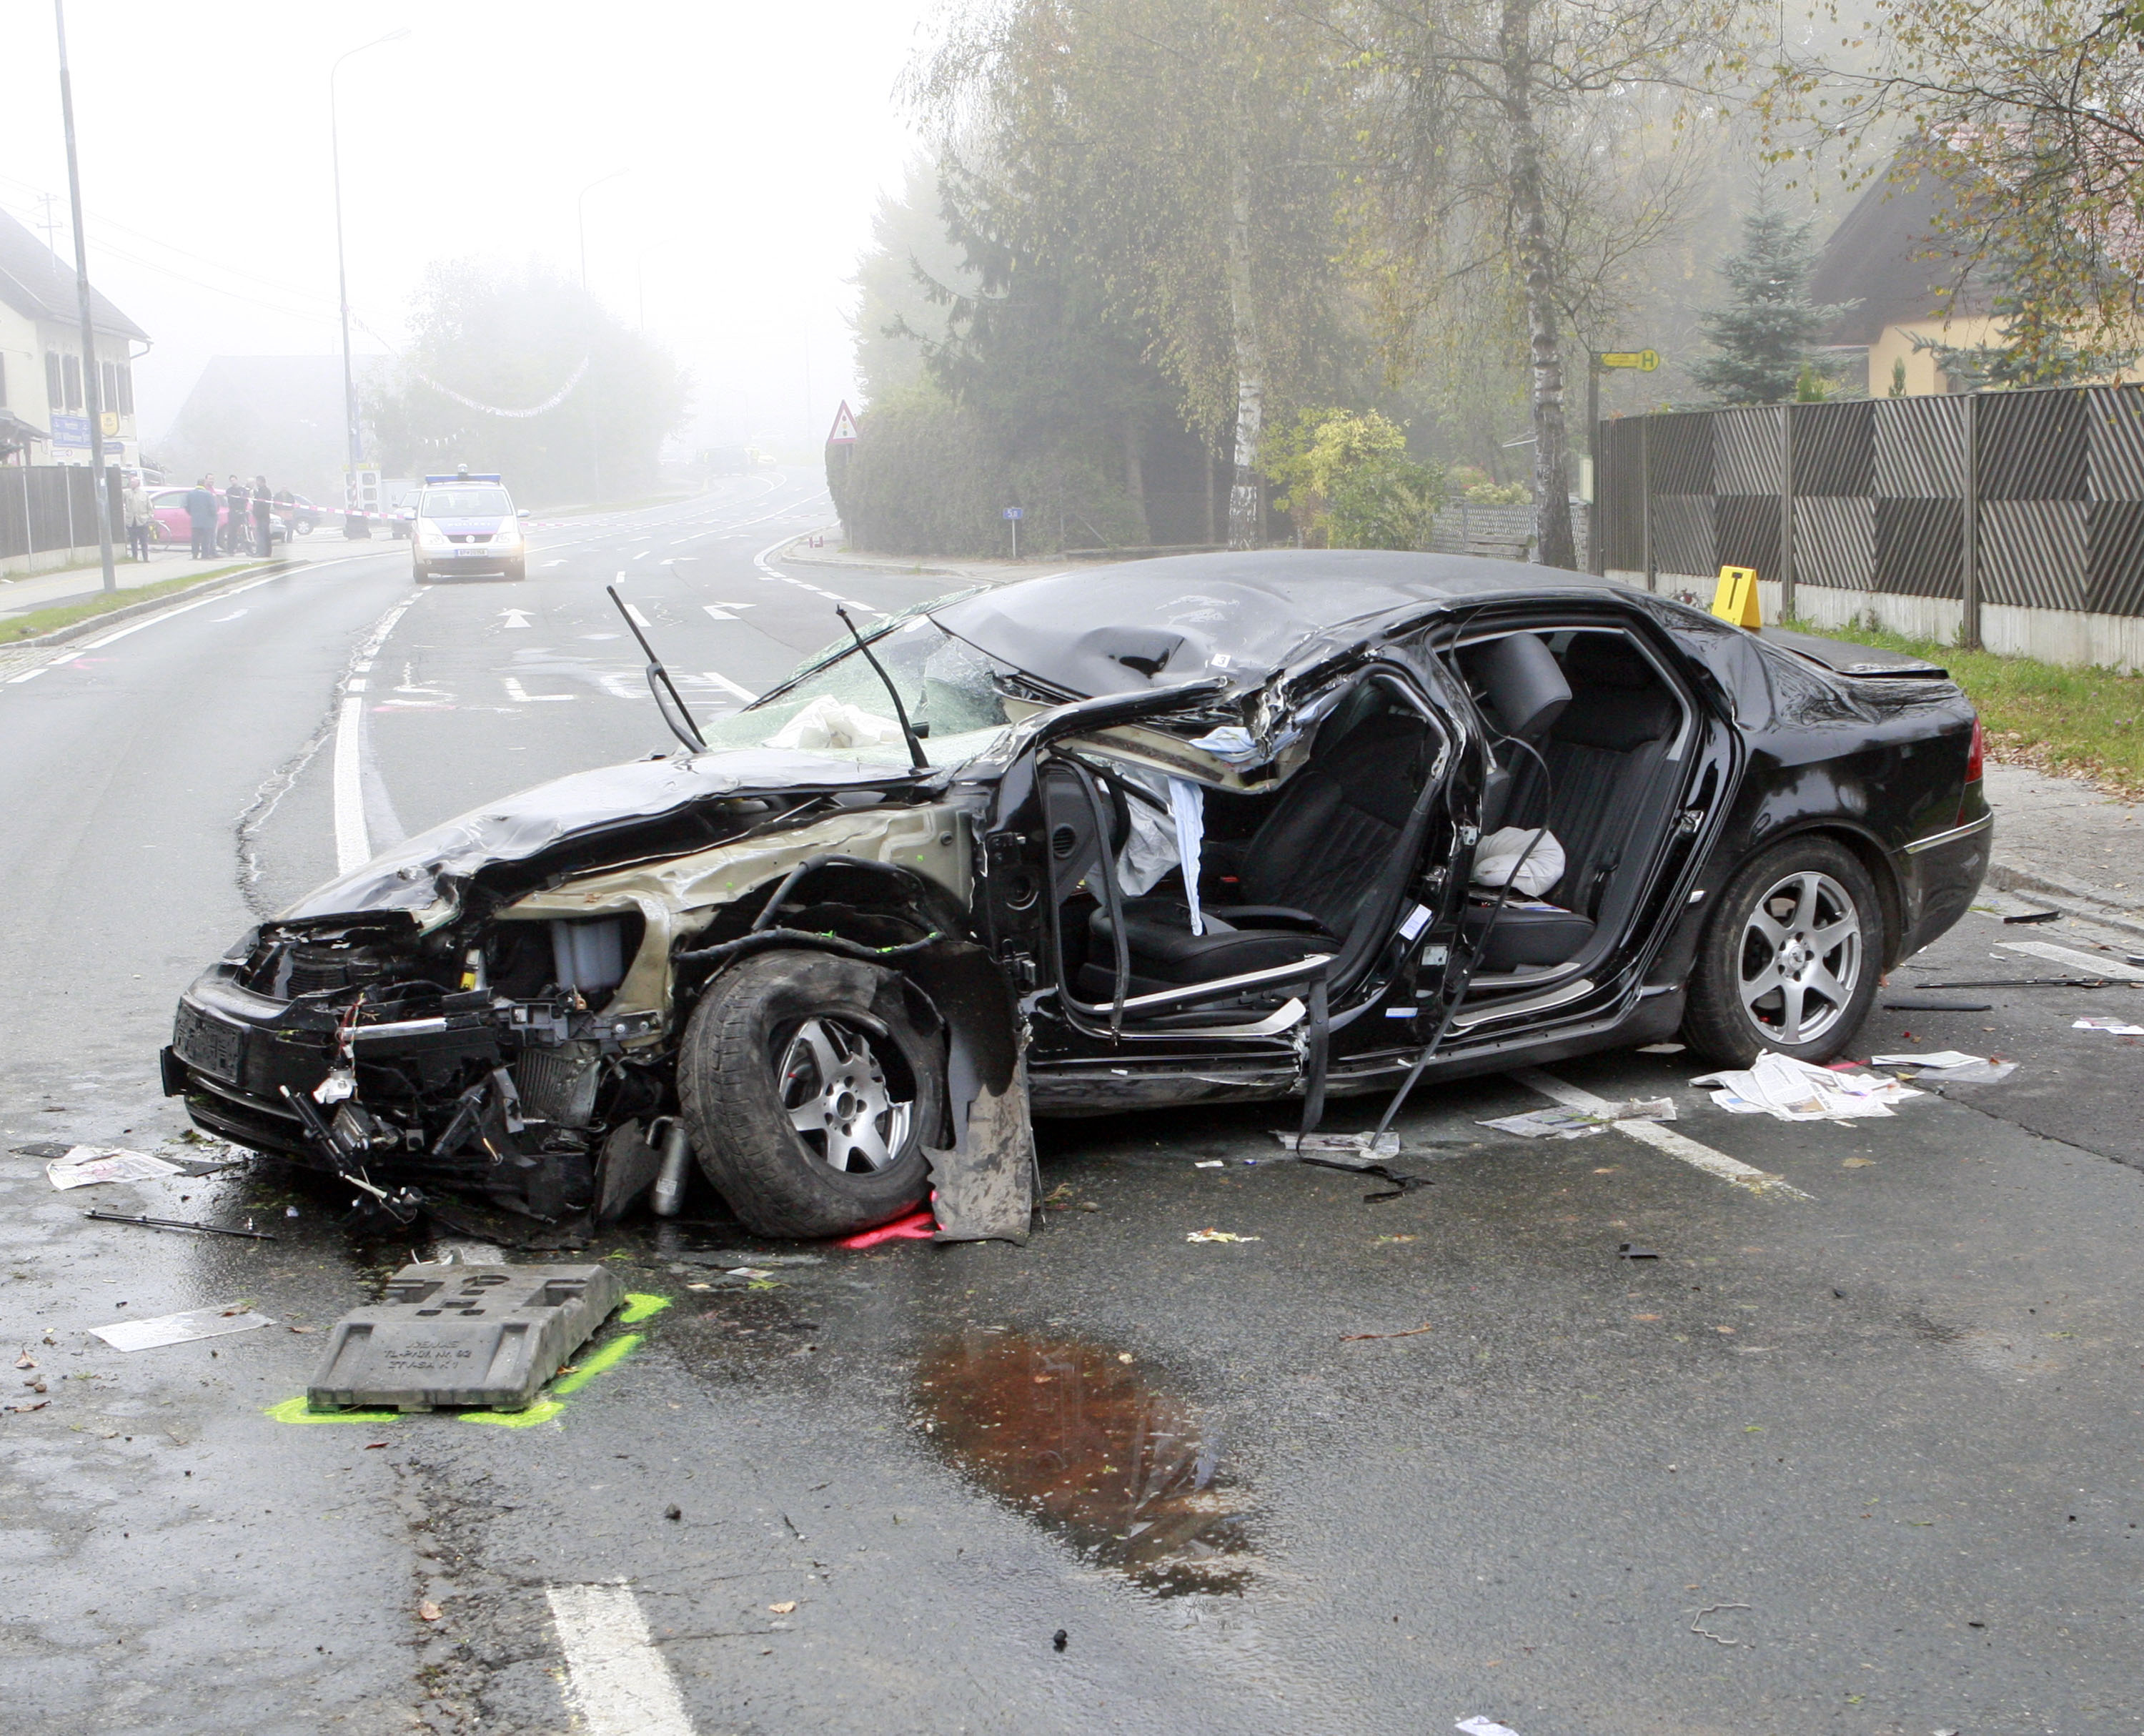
[420,487,512,516]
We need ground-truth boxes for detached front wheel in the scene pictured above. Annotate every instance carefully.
[679,950,941,1238]
[1683,836,1883,1066]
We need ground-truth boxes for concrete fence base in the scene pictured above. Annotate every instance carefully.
[1607,570,2144,674]
[1,542,112,581]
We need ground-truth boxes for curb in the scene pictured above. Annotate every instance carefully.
[1985,859,2144,943]
[775,535,976,580]
[2,559,293,653]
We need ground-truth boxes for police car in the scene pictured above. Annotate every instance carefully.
[410,468,528,582]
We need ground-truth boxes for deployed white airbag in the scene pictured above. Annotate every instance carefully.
[1471,826,1565,898]
[766,695,905,752]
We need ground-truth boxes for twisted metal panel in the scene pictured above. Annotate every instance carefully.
[2088,501,2144,616]
[1790,401,1874,496]
[1982,389,2088,500]
[1713,494,1780,579]
[2088,385,2144,501]
[1650,495,1715,575]
[1873,396,1964,498]
[1647,413,1714,496]
[1792,495,1876,590]
[1712,407,1781,495]
[1874,498,1963,597]
[1981,500,2088,609]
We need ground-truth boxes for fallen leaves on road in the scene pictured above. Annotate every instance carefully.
[1842,1157,1877,1168]
[1186,1229,1260,1244]
[769,1601,798,1615]
[1340,1322,1434,1343]
[417,1601,442,1622]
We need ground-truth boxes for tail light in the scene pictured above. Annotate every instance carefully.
[1965,715,1984,784]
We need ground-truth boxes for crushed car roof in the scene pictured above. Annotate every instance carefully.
[929,550,1617,698]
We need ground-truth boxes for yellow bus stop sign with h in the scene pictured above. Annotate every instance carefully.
[1712,566,1761,630]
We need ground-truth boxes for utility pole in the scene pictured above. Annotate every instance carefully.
[332,29,408,539]
[53,0,114,594]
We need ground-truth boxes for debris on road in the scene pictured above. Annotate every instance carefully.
[82,1210,275,1240]
[417,1600,442,1622]
[1692,1053,1919,1121]
[1339,1321,1434,1342]
[2074,1016,2144,1036]
[1271,1131,1402,1157]
[1617,1244,1663,1260]
[1882,996,1992,1011]
[1456,1718,1522,1736]
[307,1264,624,1413]
[92,1303,277,1352]
[1870,1051,2019,1084]
[2002,907,2062,925]
[1300,1156,1431,1200]
[1053,1629,1069,1652]
[1688,1602,1752,1645]
[1479,1098,1674,1139]
[1186,1229,1261,1243]
[45,1146,183,1189]
[1636,1041,1685,1054]
[1871,1049,1982,1069]
[838,1209,938,1250]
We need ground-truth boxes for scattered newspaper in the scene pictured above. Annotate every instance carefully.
[1691,1053,1920,1121]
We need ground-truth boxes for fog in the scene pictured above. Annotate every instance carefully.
[0,1,934,455]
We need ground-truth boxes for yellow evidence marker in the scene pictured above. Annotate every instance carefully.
[1711,565,1761,630]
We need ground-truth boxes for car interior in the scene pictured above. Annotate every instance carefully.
[1036,627,1691,1022]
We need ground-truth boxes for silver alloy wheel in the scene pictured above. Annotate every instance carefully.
[1737,869,1863,1046]
[777,1016,913,1174]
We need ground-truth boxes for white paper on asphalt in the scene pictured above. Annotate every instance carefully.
[1512,1068,1812,1199]
[92,1304,276,1351]
[1689,1053,1919,1121]
[46,1146,184,1190]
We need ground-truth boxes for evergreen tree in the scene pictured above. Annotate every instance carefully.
[1691,204,1843,405]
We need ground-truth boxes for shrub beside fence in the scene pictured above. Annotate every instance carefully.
[0,465,124,577]
[1595,383,2144,670]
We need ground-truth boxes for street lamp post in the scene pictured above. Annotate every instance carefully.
[52,0,114,594]
[330,27,409,538]
[577,170,627,291]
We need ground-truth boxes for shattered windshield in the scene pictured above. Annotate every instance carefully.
[700,614,1018,768]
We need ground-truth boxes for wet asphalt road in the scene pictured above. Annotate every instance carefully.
[2,492,2141,1735]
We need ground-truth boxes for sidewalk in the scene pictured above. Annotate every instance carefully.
[1981,763,2144,936]
[0,537,350,620]
[776,529,1035,585]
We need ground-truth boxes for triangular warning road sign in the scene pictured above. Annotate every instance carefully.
[826,401,859,445]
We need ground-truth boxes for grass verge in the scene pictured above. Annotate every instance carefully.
[0,564,257,645]
[1787,615,2144,799]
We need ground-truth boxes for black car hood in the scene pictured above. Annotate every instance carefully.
[281,748,925,926]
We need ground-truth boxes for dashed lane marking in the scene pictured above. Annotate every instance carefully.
[545,1582,695,1736]
[699,670,756,703]
[502,676,575,703]
[333,597,420,874]
[1510,1067,1812,1200]
[2000,939,2144,981]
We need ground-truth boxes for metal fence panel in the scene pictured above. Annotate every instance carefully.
[1982,499,2088,609]
[1791,401,1874,495]
[1982,389,2089,500]
[2087,500,2144,615]
[1652,494,1714,575]
[1597,418,1645,570]
[1648,413,1712,495]
[1714,493,1780,577]
[1873,396,1963,498]
[1712,407,1780,495]
[1874,498,1963,597]
[2089,385,2144,501]
[1794,495,1876,590]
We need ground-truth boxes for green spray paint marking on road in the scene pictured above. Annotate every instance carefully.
[617,1291,672,1325]
[264,1396,402,1426]
[552,1331,644,1394]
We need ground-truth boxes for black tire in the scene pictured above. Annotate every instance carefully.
[412,562,430,582]
[1683,835,1884,1066]
[504,560,526,581]
[679,950,942,1239]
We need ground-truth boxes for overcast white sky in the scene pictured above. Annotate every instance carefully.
[0,1,938,452]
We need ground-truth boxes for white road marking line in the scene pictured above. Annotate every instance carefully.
[632,550,652,560]
[700,670,756,703]
[544,559,568,568]
[2001,939,2144,981]
[500,607,534,629]
[332,598,420,874]
[7,667,47,683]
[1509,1068,1812,1200]
[623,602,652,628]
[546,1582,695,1736]
[209,610,248,621]
[502,677,575,703]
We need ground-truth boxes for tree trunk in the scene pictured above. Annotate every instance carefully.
[1204,442,1218,546]
[1499,0,1577,570]
[1226,129,1266,551]
[1122,410,1147,540]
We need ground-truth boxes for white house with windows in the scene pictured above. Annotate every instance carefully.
[0,204,149,470]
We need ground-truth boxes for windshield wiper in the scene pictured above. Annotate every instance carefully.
[835,605,929,771]
[608,584,706,752]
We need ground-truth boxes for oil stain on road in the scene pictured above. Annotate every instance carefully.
[914,1329,1251,1596]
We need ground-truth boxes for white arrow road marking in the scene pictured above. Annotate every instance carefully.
[700,602,759,620]
[209,610,249,622]
[2001,940,2144,981]
[544,559,568,567]
[546,1582,695,1736]
[598,670,644,701]
[500,608,534,629]
[1510,1068,1812,1200]
[699,670,756,703]
[502,677,575,703]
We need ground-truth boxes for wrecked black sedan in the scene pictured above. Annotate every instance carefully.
[164,552,1990,1239]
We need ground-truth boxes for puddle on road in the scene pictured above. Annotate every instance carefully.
[914,1330,1251,1596]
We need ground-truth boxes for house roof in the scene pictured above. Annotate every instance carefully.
[1810,157,1992,345]
[0,204,148,342]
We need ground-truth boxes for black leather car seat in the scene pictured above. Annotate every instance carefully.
[1079,710,1432,999]
[1466,634,1679,971]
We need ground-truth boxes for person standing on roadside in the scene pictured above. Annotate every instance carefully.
[124,474,153,562]
[186,474,218,560]
[253,475,274,560]
[223,473,250,555]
